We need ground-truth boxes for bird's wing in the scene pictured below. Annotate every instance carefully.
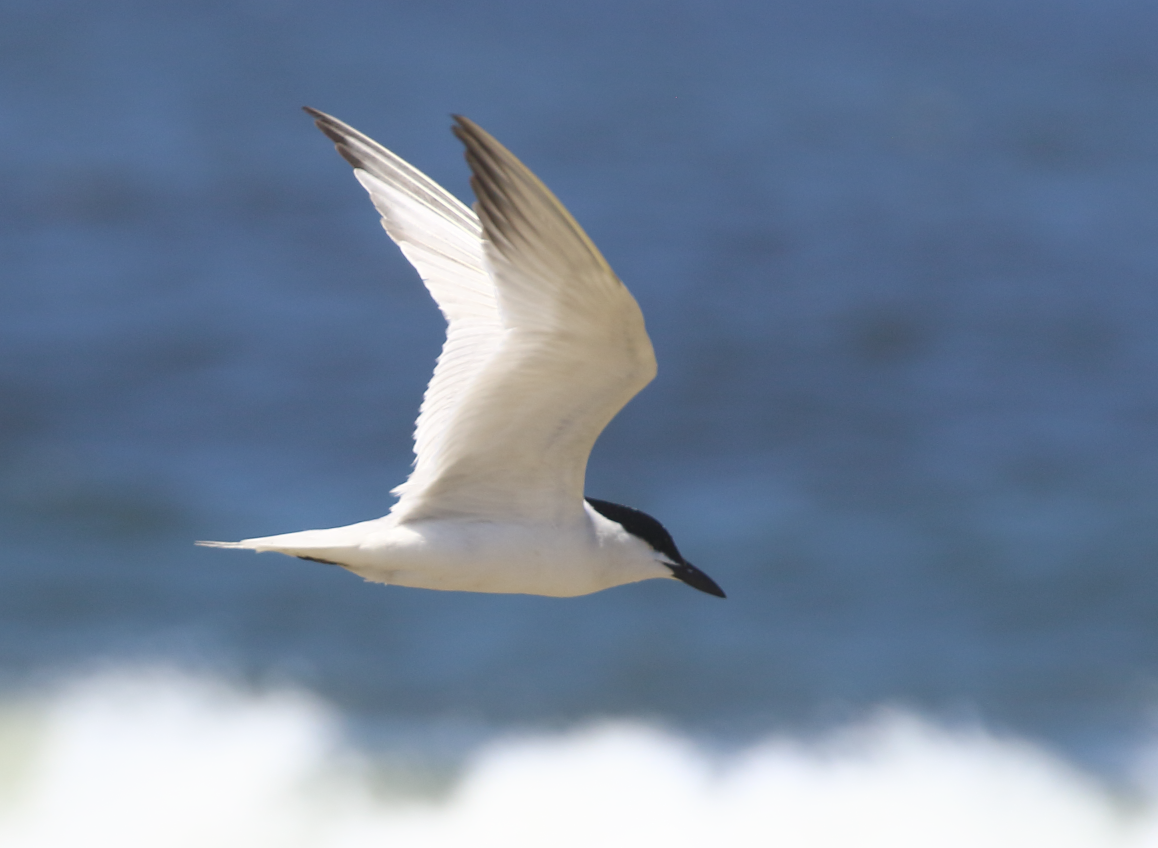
[306,108,504,504]
[395,115,655,523]
[307,110,656,525]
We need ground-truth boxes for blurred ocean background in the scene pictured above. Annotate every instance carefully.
[5,0,1158,843]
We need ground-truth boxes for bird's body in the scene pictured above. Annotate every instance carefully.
[203,501,670,597]
[198,109,724,599]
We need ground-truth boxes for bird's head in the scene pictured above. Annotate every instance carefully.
[585,498,725,598]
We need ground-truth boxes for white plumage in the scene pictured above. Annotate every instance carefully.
[198,110,723,599]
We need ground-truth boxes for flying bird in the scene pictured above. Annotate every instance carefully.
[198,109,724,599]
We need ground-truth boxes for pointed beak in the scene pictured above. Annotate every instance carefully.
[667,560,726,598]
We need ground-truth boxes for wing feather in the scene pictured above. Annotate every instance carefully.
[305,108,504,496]
[397,117,655,522]
[305,109,655,526]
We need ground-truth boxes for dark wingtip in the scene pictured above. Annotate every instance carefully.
[302,107,365,170]
[449,115,488,149]
[449,115,474,151]
[303,106,336,139]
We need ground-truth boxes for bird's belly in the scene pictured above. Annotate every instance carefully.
[345,520,616,597]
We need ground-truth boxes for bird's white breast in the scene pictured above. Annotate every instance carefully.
[341,510,668,597]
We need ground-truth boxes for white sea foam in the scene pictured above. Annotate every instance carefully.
[0,668,1156,847]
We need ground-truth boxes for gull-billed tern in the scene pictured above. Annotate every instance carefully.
[198,109,725,599]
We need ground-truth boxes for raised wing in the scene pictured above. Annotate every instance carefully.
[307,110,656,525]
[305,108,504,508]
[397,116,655,523]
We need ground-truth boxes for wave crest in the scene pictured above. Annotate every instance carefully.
[0,668,1155,847]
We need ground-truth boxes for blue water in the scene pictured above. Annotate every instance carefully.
[4,0,1158,792]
